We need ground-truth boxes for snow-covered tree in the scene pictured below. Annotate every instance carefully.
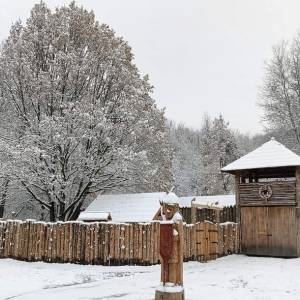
[0,2,172,221]
[169,122,202,196]
[169,115,239,196]
[260,36,300,151]
[199,115,239,194]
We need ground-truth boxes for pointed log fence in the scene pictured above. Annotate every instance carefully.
[180,205,237,224]
[0,220,239,265]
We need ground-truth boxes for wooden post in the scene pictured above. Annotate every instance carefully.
[296,167,300,256]
[155,202,184,300]
[235,171,241,253]
[191,203,197,224]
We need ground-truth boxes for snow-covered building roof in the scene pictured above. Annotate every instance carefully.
[82,192,179,223]
[179,195,235,208]
[222,138,300,172]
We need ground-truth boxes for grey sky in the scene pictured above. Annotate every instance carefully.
[0,0,300,134]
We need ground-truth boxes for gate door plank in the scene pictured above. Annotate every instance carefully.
[267,207,297,257]
[241,207,268,255]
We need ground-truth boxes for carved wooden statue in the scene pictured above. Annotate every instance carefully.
[155,201,185,300]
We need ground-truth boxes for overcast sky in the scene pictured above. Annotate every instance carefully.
[1,0,300,134]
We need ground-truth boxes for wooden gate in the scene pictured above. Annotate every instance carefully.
[194,222,218,261]
[241,207,297,257]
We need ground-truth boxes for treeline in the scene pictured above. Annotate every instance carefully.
[169,115,269,197]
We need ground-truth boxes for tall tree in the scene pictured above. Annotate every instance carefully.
[169,122,202,196]
[261,36,300,151]
[0,2,172,221]
[200,115,239,194]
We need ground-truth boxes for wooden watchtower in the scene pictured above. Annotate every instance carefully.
[222,138,300,257]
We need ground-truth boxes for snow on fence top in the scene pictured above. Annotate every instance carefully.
[83,192,179,223]
[179,195,235,208]
[222,138,300,172]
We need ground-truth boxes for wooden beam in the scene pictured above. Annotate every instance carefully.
[296,167,300,256]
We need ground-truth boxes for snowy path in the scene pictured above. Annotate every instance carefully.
[1,255,300,300]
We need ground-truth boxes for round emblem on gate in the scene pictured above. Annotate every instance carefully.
[259,184,272,200]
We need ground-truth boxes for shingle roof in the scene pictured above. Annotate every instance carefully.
[222,138,300,172]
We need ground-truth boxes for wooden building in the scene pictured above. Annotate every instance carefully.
[222,138,300,257]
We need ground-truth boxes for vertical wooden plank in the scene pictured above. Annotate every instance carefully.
[124,224,130,264]
[89,223,95,264]
[133,223,138,263]
[85,223,91,264]
[103,223,110,265]
[80,223,86,263]
[115,224,120,265]
[109,224,115,265]
[77,222,82,263]
[93,223,99,264]
[218,224,224,257]
[153,221,159,264]
[129,223,134,264]
[0,221,6,258]
[120,224,126,263]
[97,223,103,264]
[138,223,143,264]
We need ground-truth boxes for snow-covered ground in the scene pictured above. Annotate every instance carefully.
[1,255,300,300]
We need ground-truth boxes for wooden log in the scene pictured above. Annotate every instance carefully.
[142,224,147,265]
[133,223,139,263]
[218,224,224,257]
[0,221,6,258]
[124,224,130,264]
[138,223,143,263]
[103,224,110,265]
[84,223,91,264]
[115,224,121,265]
[109,224,115,265]
[129,223,134,264]
[120,224,125,263]
[146,223,151,265]
[80,224,86,263]
[93,223,99,264]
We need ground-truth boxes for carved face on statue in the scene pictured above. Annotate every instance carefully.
[161,202,180,220]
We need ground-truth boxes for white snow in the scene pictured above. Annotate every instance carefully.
[77,211,110,221]
[156,283,184,293]
[84,192,179,222]
[222,138,300,172]
[1,255,300,299]
[179,194,235,208]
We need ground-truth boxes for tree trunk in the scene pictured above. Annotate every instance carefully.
[68,201,83,221]
[49,201,56,222]
[0,178,9,218]
[58,201,65,221]
[0,205,4,218]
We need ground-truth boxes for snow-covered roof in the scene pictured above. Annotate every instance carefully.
[84,192,179,222]
[179,195,235,208]
[77,211,110,221]
[222,138,300,172]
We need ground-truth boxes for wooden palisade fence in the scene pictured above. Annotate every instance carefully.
[0,220,239,265]
[180,205,237,224]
